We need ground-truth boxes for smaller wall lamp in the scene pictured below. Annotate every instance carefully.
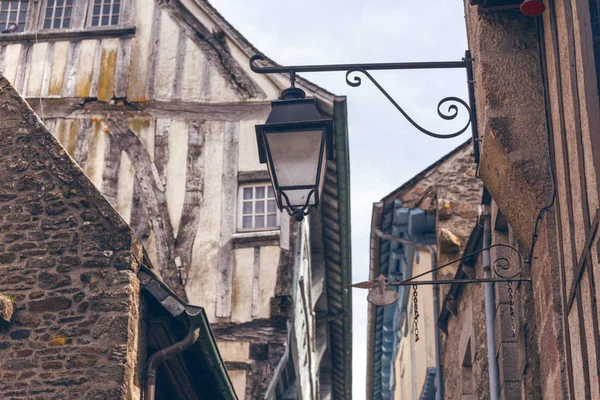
[520,0,545,16]
[255,80,333,222]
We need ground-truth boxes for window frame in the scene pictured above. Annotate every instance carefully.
[0,0,30,33]
[85,0,123,28]
[39,0,74,31]
[236,182,280,233]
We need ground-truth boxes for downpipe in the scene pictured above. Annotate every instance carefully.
[145,326,201,400]
[481,205,500,400]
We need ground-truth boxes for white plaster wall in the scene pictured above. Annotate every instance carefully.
[186,120,223,319]
[238,119,268,173]
[128,0,155,101]
[2,44,21,85]
[117,151,135,224]
[25,42,48,98]
[165,120,187,233]
[154,12,179,101]
[395,249,435,399]
[49,41,69,97]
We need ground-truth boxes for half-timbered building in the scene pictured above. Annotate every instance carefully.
[0,0,352,398]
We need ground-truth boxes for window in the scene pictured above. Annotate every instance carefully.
[43,0,72,29]
[0,0,29,33]
[237,184,279,231]
[90,0,120,27]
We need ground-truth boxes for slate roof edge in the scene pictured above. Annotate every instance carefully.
[332,96,353,399]
[138,265,238,400]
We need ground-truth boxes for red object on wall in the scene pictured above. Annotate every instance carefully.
[520,0,545,16]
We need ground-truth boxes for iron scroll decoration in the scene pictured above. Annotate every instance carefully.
[249,54,476,140]
[344,67,471,139]
[351,243,531,306]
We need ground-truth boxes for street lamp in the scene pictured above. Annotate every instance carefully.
[251,52,478,221]
[255,77,333,221]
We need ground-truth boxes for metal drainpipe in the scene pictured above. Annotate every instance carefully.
[145,326,201,400]
[481,205,500,400]
[427,245,444,400]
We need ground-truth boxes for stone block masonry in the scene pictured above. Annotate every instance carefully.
[0,74,143,399]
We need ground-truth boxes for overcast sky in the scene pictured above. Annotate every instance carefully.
[209,0,469,397]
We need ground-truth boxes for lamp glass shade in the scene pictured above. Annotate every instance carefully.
[264,128,326,209]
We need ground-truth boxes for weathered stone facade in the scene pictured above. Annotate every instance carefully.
[0,74,145,399]
[439,202,543,400]
[463,0,600,398]
[367,141,485,399]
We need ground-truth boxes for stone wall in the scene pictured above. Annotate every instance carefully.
[0,75,143,399]
[441,281,490,400]
[462,2,574,398]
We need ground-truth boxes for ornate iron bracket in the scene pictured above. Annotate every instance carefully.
[249,50,480,161]
[351,243,531,306]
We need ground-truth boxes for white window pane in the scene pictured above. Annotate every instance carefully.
[238,184,279,231]
[255,216,264,229]
[267,214,278,228]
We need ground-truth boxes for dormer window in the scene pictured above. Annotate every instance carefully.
[0,0,29,33]
[43,0,73,30]
[89,0,120,27]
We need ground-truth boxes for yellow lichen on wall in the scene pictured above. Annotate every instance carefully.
[53,119,78,155]
[64,119,78,157]
[76,40,98,98]
[48,42,69,97]
[127,0,154,101]
[97,39,119,102]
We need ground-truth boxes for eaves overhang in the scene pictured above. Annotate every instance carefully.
[317,96,352,399]
[138,265,237,400]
